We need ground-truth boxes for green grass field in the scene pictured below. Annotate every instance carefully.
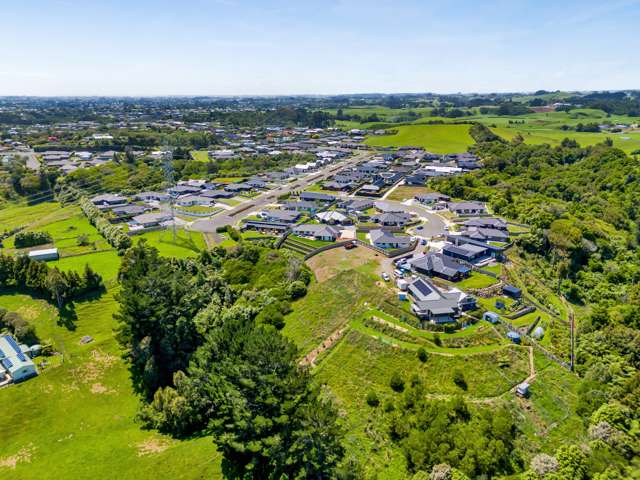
[190,150,210,162]
[133,229,206,258]
[365,124,474,153]
[0,202,222,479]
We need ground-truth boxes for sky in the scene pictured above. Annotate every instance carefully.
[1,0,639,96]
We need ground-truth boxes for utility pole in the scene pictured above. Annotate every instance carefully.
[162,144,176,243]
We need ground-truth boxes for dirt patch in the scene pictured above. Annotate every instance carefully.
[306,247,381,282]
[0,444,35,469]
[136,438,172,456]
[300,327,347,367]
[16,304,43,321]
[371,315,409,333]
[76,349,117,384]
[91,383,114,394]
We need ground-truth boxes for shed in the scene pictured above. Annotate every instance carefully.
[398,292,408,301]
[28,248,59,262]
[483,311,500,324]
[506,331,521,344]
[397,279,409,291]
[502,284,522,299]
[516,382,530,397]
[532,326,545,340]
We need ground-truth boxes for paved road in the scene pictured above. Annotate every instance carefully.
[190,151,372,233]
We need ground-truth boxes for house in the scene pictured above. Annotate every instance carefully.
[448,201,487,216]
[406,278,460,324]
[315,211,350,225]
[135,191,170,202]
[369,229,412,249]
[446,235,505,260]
[442,243,489,263]
[372,212,412,227]
[131,212,172,228]
[243,221,289,233]
[28,248,59,261]
[0,335,37,383]
[176,195,213,207]
[200,189,235,199]
[460,227,509,242]
[282,200,320,213]
[340,198,373,212]
[262,209,300,223]
[168,185,201,196]
[300,191,335,203]
[91,193,127,208]
[224,182,252,193]
[292,224,340,242]
[462,217,508,230]
[373,201,404,213]
[415,193,450,206]
[408,252,471,281]
[111,205,149,218]
[246,178,267,189]
[322,181,353,191]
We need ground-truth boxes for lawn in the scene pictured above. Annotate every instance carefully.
[0,289,221,479]
[365,124,474,153]
[134,229,206,258]
[0,202,61,232]
[288,234,334,249]
[385,185,433,202]
[50,250,121,283]
[190,150,210,162]
[455,271,499,289]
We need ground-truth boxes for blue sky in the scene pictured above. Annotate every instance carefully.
[1,0,638,95]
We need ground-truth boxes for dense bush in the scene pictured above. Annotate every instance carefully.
[14,231,53,248]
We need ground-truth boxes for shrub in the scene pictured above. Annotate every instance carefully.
[433,333,442,346]
[390,371,405,392]
[452,370,467,390]
[77,233,91,246]
[365,391,380,407]
[287,281,307,300]
[417,347,428,363]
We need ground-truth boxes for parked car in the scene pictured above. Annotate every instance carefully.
[344,241,357,250]
[393,269,404,278]
[381,272,390,281]
[420,239,427,245]
[416,225,423,230]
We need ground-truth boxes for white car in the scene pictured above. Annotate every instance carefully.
[381,272,390,281]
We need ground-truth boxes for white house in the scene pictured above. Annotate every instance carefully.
[0,335,37,383]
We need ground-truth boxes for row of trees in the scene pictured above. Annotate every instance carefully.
[0,254,103,308]
[115,241,343,478]
[79,197,132,251]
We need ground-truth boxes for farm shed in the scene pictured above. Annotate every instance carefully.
[27,248,59,261]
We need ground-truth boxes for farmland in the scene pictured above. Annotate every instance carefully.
[365,124,475,153]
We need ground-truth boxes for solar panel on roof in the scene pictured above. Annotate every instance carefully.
[2,358,13,369]
[17,352,27,362]
[0,347,5,359]
[4,335,22,354]
[414,280,433,296]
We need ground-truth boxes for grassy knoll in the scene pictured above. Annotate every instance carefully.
[283,269,387,355]
[133,229,206,258]
[365,124,474,153]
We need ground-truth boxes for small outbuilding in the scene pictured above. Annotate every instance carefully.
[483,311,500,324]
[507,331,521,344]
[516,382,530,397]
[532,326,545,340]
[502,284,522,299]
[28,248,59,262]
